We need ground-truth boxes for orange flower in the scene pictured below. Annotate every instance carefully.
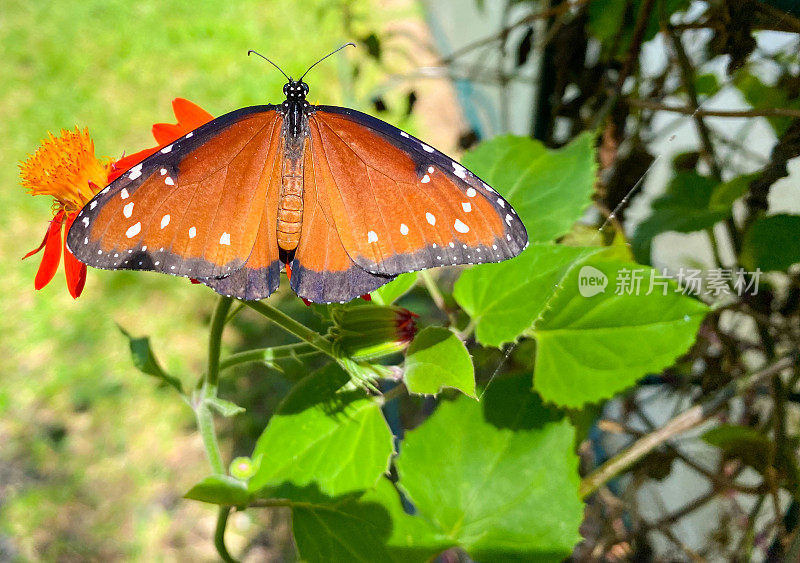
[109,98,213,182]
[20,128,112,298]
[20,99,213,298]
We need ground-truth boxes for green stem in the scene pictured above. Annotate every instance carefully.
[196,399,225,474]
[208,297,234,388]
[244,300,336,358]
[219,343,320,372]
[214,506,237,563]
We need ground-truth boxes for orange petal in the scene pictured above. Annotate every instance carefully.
[34,210,65,290]
[63,212,86,298]
[172,98,214,129]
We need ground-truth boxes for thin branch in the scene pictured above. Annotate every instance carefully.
[438,0,585,65]
[580,355,797,498]
[627,98,800,119]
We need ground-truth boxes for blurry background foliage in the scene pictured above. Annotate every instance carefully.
[3,0,800,561]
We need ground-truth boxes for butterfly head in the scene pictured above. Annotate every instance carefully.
[283,80,309,102]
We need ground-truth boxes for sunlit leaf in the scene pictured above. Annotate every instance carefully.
[371,272,417,305]
[462,132,596,244]
[395,374,583,561]
[184,475,250,506]
[249,364,393,498]
[404,327,475,397]
[532,259,709,407]
[454,244,612,347]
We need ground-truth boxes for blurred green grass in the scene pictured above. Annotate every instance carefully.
[0,0,413,558]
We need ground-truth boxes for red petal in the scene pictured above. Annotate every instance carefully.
[172,98,214,130]
[109,147,158,182]
[152,123,184,145]
[23,228,50,260]
[63,212,86,298]
[360,294,372,301]
[34,211,65,290]
[285,261,293,280]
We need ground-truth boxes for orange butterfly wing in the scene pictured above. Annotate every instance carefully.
[67,106,284,295]
[308,106,528,277]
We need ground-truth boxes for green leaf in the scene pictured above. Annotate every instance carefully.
[736,72,800,135]
[532,259,709,407]
[248,364,393,498]
[371,272,417,305]
[587,0,690,56]
[632,171,729,263]
[742,214,800,271]
[292,479,453,563]
[703,424,800,494]
[709,173,759,209]
[184,475,250,506]
[462,132,596,244]
[395,374,583,561]
[205,395,246,417]
[694,73,719,97]
[702,425,772,474]
[117,325,183,394]
[404,327,475,397]
[453,244,613,347]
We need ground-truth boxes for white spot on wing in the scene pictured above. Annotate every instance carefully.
[497,198,505,207]
[220,232,231,245]
[120,188,129,199]
[160,168,167,176]
[123,202,134,218]
[89,201,97,210]
[400,223,409,236]
[161,214,170,229]
[461,202,472,213]
[449,242,455,248]
[421,174,430,184]
[126,222,141,238]
[82,217,89,227]
[189,226,196,238]
[428,166,434,174]
[426,212,436,225]
[400,131,409,138]
[160,144,173,154]
[421,143,434,153]
[367,230,378,243]
[454,219,470,233]
[165,176,175,186]
[505,214,513,225]
[452,163,467,179]
[186,132,193,138]
[466,188,476,198]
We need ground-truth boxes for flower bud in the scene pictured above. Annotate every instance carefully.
[330,304,418,361]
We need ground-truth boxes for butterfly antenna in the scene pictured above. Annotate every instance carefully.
[299,42,355,81]
[247,50,291,81]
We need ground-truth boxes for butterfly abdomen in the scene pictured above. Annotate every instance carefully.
[277,137,307,251]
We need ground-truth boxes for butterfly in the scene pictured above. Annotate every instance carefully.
[66,45,528,304]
